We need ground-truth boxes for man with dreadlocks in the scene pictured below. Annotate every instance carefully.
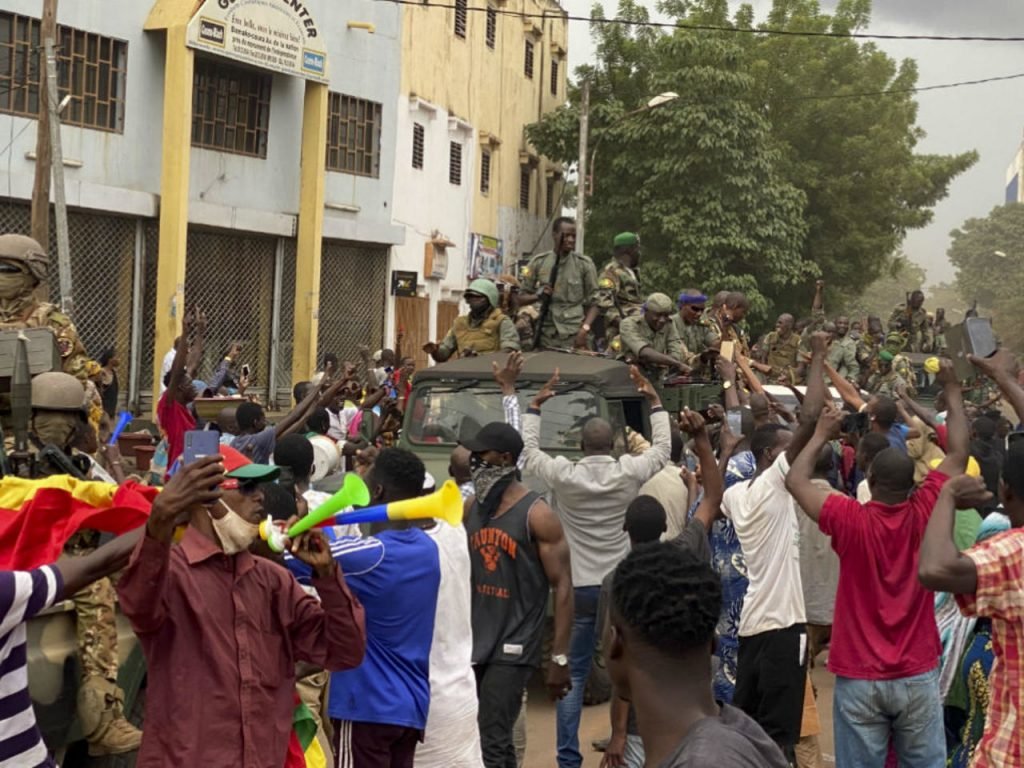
[605,543,788,767]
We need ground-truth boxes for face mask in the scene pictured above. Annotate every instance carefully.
[209,499,260,555]
[470,454,517,513]
[32,411,77,448]
[0,270,36,320]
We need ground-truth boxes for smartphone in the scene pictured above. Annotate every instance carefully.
[726,408,743,436]
[241,363,250,379]
[965,317,997,359]
[720,340,735,361]
[183,430,221,466]
[948,318,997,381]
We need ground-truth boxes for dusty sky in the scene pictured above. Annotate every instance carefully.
[562,0,1024,287]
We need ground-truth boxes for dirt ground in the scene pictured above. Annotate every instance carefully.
[523,663,837,767]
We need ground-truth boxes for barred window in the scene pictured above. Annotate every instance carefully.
[486,7,497,49]
[0,11,127,133]
[546,175,558,216]
[412,123,425,169]
[191,58,271,158]
[519,166,530,210]
[454,0,467,38]
[326,92,382,178]
[524,39,534,79]
[551,58,559,96]
[449,141,462,186]
[480,149,491,195]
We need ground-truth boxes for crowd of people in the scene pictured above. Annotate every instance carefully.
[1,222,1023,768]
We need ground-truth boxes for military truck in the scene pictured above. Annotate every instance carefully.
[399,351,722,483]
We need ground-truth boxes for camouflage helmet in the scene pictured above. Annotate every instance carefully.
[0,234,48,283]
[31,372,86,412]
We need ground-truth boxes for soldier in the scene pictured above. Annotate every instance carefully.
[707,291,752,358]
[888,289,929,352]
[672,289,717,367]
[583,232,644,346]
[826,316,860,384]
[519,217,598,351]
[0,234,89,379]
[758,313,801,384]
[856,315,885,373]
[932,308,948,355]
[28,372,142,755]
[423,278,520,362]
[617,292,690,382]
[866,332,916,398]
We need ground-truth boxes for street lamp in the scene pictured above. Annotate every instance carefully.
[588,92,679,197]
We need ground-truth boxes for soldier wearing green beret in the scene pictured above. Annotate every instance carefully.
[582,232,644,349]
[617,292,691,381]
[519,217,598,350]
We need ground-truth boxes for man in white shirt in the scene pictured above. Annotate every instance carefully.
[639,426,689,541]
[521,365,670,768]
[719,332,829,762]
[158,340,178,394]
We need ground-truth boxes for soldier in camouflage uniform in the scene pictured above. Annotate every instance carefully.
[617,292,690,382]
[0,234,140,756]
[758,313,801,384]
[705,292,752,358]
[672,289,717,369]
[519,218,598,351]
[585,232,644,352]
[826,316,860,384]
[866,332,916,398]
[888,290,930,353]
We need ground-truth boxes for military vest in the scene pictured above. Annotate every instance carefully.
[453,308,507,354]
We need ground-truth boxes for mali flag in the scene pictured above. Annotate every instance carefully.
[0,476,157,570]
[284,695,327,768]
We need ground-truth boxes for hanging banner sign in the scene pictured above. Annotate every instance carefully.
[187,0,329,83]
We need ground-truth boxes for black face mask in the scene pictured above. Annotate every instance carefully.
[470,453,517,522]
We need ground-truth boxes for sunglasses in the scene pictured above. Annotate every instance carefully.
[685,304,706,312]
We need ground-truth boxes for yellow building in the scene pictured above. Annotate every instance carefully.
[389,0,568,365]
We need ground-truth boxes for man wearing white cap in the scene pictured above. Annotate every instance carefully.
[423,279,520,362]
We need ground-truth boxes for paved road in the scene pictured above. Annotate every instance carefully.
[523,663,837,767]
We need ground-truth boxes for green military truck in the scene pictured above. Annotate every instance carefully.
[398,351,721,483]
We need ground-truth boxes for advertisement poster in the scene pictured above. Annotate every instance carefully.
[187,0,329,83]
[468,234,504,280]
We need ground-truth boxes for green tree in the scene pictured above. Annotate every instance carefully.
[837,255,925,320]
[949,203,1024,351]
[528,0,977,322]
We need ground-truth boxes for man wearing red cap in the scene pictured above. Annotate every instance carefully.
[117,450,366,768]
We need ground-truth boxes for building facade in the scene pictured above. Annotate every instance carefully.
[0,0,402,410]
[1006,135,1024,204]
[389,0,568,366]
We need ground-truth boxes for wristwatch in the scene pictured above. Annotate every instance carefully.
[550,653,569,667]
[722,380,733,390]
[581,324,591,333]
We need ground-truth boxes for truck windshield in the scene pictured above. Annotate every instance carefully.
[405,385,601,451]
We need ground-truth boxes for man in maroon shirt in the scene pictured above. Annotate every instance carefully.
[785,361,967,767]
[117,453,366,768]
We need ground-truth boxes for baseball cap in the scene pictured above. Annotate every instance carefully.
[220,445,280,488]
[460,422,525,458]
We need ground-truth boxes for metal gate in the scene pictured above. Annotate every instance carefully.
[317,241,388,371]
[0,200,137,410]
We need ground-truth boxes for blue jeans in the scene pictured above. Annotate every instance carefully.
[555,585,600,768]
[833,667,945,768]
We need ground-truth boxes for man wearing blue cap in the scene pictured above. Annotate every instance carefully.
[519,218,598,351]
[672,289,718,367]
[423,278,520,362]
[581,233,644,349]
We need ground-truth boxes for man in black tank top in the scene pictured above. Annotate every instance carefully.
[462,421,574,768]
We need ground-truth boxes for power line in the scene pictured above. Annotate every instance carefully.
[772,71,1024,102]
[389,0,1024,43]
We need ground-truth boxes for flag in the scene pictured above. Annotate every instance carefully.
[284,695,327,768]
[0,476,158,570]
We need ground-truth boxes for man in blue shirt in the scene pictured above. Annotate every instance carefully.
[287,448,441,768]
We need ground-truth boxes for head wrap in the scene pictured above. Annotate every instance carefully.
[613,232,639,248]
[678,292,708,306]
[645,292,674,314]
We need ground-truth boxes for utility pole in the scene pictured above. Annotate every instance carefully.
[43,37,72,316]
[576,78,589,257]
[30,0,57,250]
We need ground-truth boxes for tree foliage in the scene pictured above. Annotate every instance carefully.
[527,0,977,324]
[949,203,1024,351]
[836,255,924,320]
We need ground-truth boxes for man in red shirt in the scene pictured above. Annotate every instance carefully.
[786,360,968,767]
[157,309,204,468]
[117,451,366,768]
[920,349,1024,768]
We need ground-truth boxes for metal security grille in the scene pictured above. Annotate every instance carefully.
[449,141,462,186]
[486,7,497,48]
[191,57,271,158]
[139,220,160,412]
[454,0,467,38]
[184,228,276,400]
[480,148,491,195]
[326,92,382,178]
[519,166,530,209]
[0,11,129,132]
[551,58,559,96]
[317,242,387,369]
[0,200,136,408]
[524,39,534,79]
[412,122,424,169]
[275,239,297,406]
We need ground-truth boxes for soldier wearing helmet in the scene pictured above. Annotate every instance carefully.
[25,375,143,754]
[423,278,521,362]
[0,234,90,379]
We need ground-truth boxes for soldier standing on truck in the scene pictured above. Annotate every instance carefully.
[423,278,520,362]
[581,232,644,351]
[21,371,143,756]
[519,217,598,351]
[888,289,929,353]
[617,293,691,382]
[0,235,89,379]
